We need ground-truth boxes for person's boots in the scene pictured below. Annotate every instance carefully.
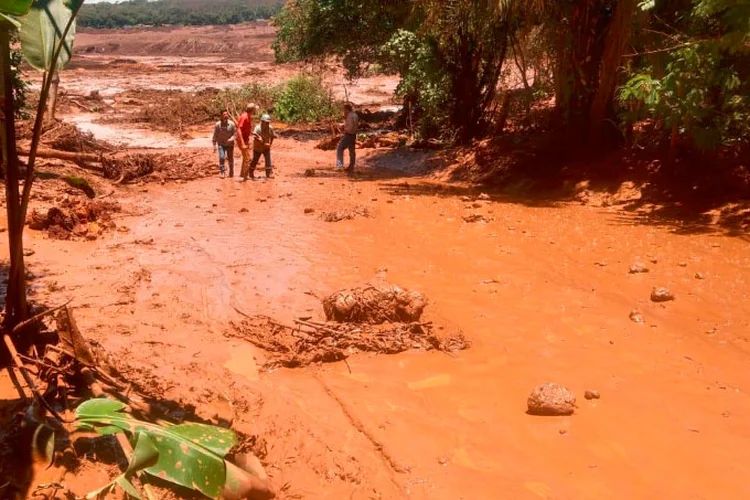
[266,168,274,179]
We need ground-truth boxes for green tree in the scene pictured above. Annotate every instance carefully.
[619,0,750,153]
[1,0,83,326]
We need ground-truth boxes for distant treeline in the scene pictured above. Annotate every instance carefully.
[79,0,285,29]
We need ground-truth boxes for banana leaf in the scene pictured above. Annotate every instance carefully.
[19,0,76,71]
[86,432,159,500]
[0,13,21,28]
[0,0,34,16]
[76,399,260,499]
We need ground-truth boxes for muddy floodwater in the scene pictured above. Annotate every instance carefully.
[5,22,750,500]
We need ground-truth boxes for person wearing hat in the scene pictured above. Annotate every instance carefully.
[249,114,277,180]
[237,103,257,180]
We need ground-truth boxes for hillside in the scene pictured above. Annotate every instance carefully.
[79,0,285,28]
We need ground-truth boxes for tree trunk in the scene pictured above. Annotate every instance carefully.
[47,71,60,123]
[589,0,637,145]
[0,28,29,327]
[553,1,612,144]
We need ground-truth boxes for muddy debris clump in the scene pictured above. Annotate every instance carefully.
[27,198,120,240]
[320,206,372,223]
[527,383,577,416]
[323,284,426,324]
[230,283,467,369]
[45,121,115,153]
[102,153,156,182]
[230,315,467,370]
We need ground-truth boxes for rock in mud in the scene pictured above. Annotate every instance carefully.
[462,214,486,223]
[695,272,706,280]
[584,390,601,400]
[239,208,249,213]
[629,263,650,274]
[478,193,491,201]
[527,383,576,416]
[629,310,645,324]
[651,287,676,303]
[304,208,315,215]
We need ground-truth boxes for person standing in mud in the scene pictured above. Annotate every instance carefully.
[249,114,277,180]
[336,103,359,174]
[237,103,257,181]
[212,110,237,178]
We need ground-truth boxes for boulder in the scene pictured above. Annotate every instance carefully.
[527,383,576,416]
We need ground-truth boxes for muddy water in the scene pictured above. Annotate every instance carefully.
[20,138,750,499]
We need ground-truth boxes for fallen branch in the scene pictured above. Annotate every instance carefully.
[2,333,68,423]
[18,147,102,164]
[12,299,72,336]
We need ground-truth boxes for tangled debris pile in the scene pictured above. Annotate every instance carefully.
[27,198,120,240]
[45,121,115,154]
[102,153,155,182]
[230,283,468,369]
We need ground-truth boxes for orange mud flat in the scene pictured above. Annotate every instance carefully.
[10,136,749,500]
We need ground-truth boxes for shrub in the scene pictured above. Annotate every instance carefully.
[211,82,279,117]
[274,73,338,124]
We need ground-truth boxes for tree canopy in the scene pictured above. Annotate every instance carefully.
[78,0,284,29]
[273,0,750,152]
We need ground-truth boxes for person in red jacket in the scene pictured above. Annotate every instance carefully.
[237,103,257,181]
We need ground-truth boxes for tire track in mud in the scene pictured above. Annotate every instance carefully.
[313,373,409,494]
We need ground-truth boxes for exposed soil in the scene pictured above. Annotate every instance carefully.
[3,22,750,500]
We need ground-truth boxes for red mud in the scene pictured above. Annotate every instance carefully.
[3,22,750,500]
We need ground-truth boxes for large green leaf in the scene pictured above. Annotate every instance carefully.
[76,399,251,500]
[19,0,76,71]
[85,432,158,500]
[0,0,34,16]
[0,12,21,28]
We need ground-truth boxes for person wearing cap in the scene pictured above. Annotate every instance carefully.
[237,103,257,181]
[336,103,359,173]
[212,110,236,178]
[249,114,277,180]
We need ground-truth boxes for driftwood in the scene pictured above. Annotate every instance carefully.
[18,147,102,164]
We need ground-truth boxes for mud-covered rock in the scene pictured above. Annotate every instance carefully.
[584,390,601,400]
[629,310,645,324]
[651,287,676,303]
[527,383,576,416]
[629,263,650,274]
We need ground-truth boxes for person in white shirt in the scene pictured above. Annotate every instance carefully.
[336,103,359,173]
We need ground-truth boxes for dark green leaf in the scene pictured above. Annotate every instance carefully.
[0,0,33,16]
[128,433,160,474]
[114,476,142,499]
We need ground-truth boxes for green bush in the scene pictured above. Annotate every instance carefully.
[211,83,279,117]
[274,73,338,124]
[274,73,338,123]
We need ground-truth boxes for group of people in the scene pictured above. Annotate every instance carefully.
[211,103,360,180]
[211,104,276,181]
